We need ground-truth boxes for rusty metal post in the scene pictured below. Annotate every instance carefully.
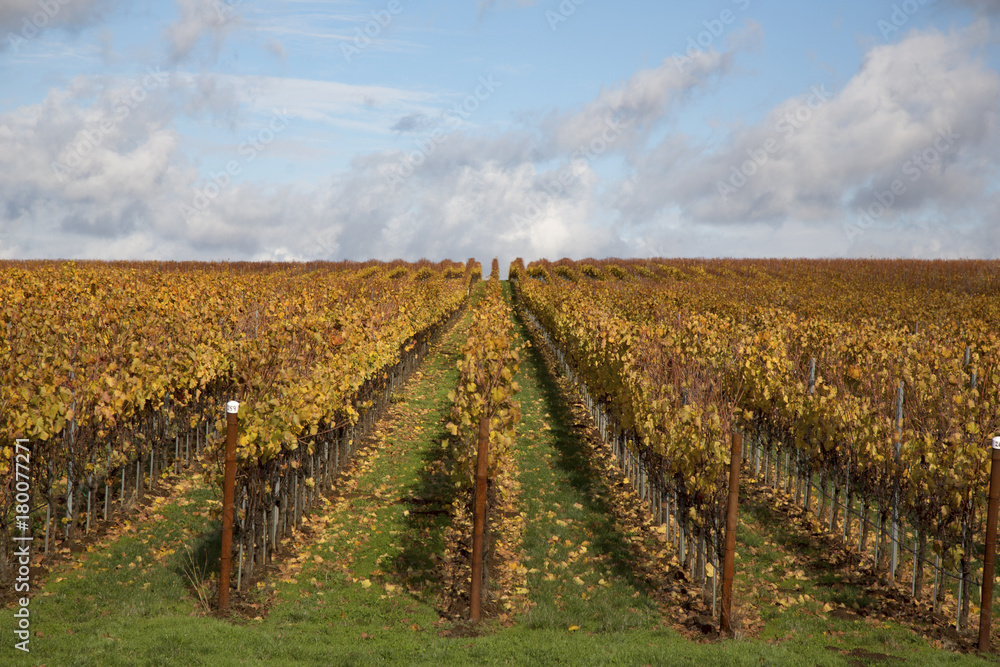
[219,400,239,612]
[977,436,1000,652]
[721,430,743,635]
[470,415,490,621]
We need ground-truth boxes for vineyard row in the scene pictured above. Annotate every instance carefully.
[510,257,1000,630]
[1,260,479,588]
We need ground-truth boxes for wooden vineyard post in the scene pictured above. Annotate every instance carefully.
[471,415,490,622]
[977,436,1000,652]
[219,400,239,613]
[721,430,743,635]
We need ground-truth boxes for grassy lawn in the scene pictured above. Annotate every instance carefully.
[3,282,994,666]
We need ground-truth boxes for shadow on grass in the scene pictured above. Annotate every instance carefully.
[390,320,465,604]
[739,486,881,613]
[508,291,658,597]
[392,429,461,596]
[171,519,222,608]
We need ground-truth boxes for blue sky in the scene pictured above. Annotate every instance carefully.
[1,0,999,265]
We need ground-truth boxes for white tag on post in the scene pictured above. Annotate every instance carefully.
[226,401,240,414]
[993,436,1000,450]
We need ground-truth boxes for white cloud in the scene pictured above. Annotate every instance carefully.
[3,15,998,263]
[0,0,118,51]
[541,46,736,156]
[164,0,242,64]
[264,37,286,60]
[614,23,1000,256]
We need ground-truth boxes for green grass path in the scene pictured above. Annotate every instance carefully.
[508,284,666,634]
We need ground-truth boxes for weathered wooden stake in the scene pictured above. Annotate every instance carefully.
[721,431,743,635]
[977,436,1000,652]
[471,415,490,622]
